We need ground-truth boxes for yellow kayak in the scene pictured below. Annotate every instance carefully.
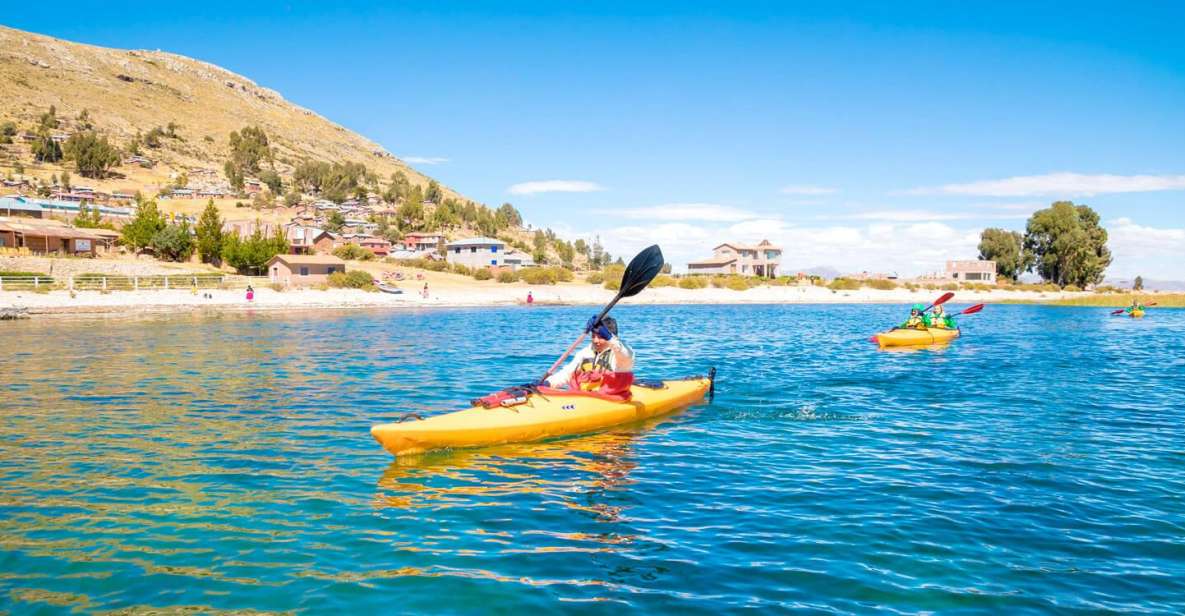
[371,376,713,457]
[875,327,960,347]
[1130,309,1145,318]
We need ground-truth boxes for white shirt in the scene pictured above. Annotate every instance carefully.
[545,339,635,387]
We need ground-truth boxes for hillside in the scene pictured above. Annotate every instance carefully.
[0,25,457,200]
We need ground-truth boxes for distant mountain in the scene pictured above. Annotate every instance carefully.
[785,265,843,279]
[1105,278,1185,292]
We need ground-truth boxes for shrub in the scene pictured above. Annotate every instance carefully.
[865,279,896,290]
[327,270,375,290]
[473,268,493,281]
[723,277,751,291]
[450,263,472,276]
[650,274,676,287]
[497,270,518,283]
[518,266,571,285]
[940,283,959,291]
[552,266,574,282]
[332,243,375,261]
[601,264,625,290]
[678,276,708,289]
[269,282,285,292]
[904,282,919,291]
[828,278,861,291]
[586,272,604,284]
[1063,284,1082,292]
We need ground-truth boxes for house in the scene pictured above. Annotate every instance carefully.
[687,239,781,278]
[445,237,507,269]
[196,188,227,199]
[358,236,392,256]
[111,192,135,202]
[946,260,996,283]
[243,179,263,194]
[0,216,101,256]
[1,196,133,220]
[402,232,445,254]
[287,225,337,254]
[501,249,536,271]
[170,188,195,199]
[1,195,45,218]
[266,254,347,286]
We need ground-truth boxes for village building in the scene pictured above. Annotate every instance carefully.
[266,254,346,286]
[402,232,445,255]
[358,236,392,256]
[945,260,996,283]
[243,179,263,194]
[286,225,337,254]
[1,195,133,220]
[0,216,102,256]
[687,239,782,278]
[501,249,537,271]
[445,237,509,269]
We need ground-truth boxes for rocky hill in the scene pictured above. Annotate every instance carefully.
[0,25,457,199]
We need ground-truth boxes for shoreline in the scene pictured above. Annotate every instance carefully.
[0,284,1126,319]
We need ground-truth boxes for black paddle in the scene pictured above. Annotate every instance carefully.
[541,244,665,382]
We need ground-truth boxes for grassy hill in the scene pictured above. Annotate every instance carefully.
[0,25,458,200]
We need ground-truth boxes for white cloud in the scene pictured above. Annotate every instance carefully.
[905,172,1185,197]
[607,203,760,223]
[507,180,605,195]
[835,209,1029,222]
[780,184,838,195]
[401,156,449,165]
[1105,217,1185,279]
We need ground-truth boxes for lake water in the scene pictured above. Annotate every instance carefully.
[2,304,1183,613]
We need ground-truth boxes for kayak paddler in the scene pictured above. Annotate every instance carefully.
[901,304,926,329]
[929,304,955,329]
[544,316,635,391]
[1125,298,1145,314]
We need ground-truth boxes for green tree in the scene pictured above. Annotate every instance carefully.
[64,132,121,178]
[32,130,63,163]
[259,169,283,193]
[325,210,346,233]
[574,238,588,257]
[425,179,442,203]
[224,161,245,191]
[977,228,1033,281]
[1133,275,1143,291]
[151,220,195,262]
[228,126,271,175]
[494,202,523,229]
[221,223,284,274]
[0,121,15,144]
[121,198,168,252]
[283,190,301,207]
[195,200,224,264]
[38,105,59,130]
[74,203,105,229]
[1024,201,1112,288]
[397,186,424,230]
[76,109,93,130]
[60,170,71,190]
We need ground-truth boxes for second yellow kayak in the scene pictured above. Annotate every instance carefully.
[875,327,960,347]
[371,376,712,457]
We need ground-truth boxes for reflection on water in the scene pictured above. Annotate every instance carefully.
[2,305,1185,613]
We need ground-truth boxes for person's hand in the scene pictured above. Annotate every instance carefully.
[593,322,613,340]
[584,316,600,333]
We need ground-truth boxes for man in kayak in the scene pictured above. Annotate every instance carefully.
[928,304,954,329]
[544,316,635,391]
[901,304,927,329]
[1125,298,1145,314]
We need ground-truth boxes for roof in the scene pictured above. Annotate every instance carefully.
[688,257,738,267]
[267,254,346,266]
[0,218,103,240]
[714,240,783,252]
[0,196,43,212]
[446,236,506,247]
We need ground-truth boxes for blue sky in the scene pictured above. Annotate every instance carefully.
[6,1,1184,277]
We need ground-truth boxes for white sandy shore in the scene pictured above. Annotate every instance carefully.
[1,282,1086,318]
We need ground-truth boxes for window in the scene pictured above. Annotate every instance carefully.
[491,259,497,265]
[470,247,477,253]
[455,247,461,253]
[300,266,309,276]
[327,267,336,274]
[491,245,498,253]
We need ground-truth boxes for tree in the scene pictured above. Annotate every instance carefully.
[977,228,1033,281]
[151,220,195,262]
[77,109,93,130]
[224,161,244,191]
[495,202,522,229]
[196,200,224,264]
[325,210,346,233]
[60,170,71,190]
[122,198,168,252]
[425,180,442,203]
[397,187,424,230]
[227,126,271,175]
[1024,201,1112,288]
[38,105,59,130]
[221,223,284,274]
[32,131,63,163]
[0,121,15,144]
[64,132,121,178]
[259,169,283,194]
[574,238,588,257]
[1133,276,1144,291]
[283,190,301,207]
[74,203,105,229]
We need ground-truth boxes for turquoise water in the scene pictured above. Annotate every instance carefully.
[2,304,1183,613]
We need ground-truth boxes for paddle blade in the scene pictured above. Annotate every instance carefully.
[1146,302,1158,307]
[1110,309,1125,315]
[960,303,985,315]
[933,292,955,307]
[618,244,665,298]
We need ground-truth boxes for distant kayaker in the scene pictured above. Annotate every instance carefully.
[1125,299,1144,314]
[544,316,635,390]
[901,304,926,329]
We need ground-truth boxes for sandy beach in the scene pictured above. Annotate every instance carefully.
[0,279,1093,318]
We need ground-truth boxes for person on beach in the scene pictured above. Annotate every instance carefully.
[422,283,429,299]
[527,291,534,305]
[544,316,635,391]
[246,285,254,302]
[901,304,926,329]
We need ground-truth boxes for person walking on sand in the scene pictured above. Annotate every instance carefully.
[246,284,255,302]
[422,282,429,299]
[544,316,634,393]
